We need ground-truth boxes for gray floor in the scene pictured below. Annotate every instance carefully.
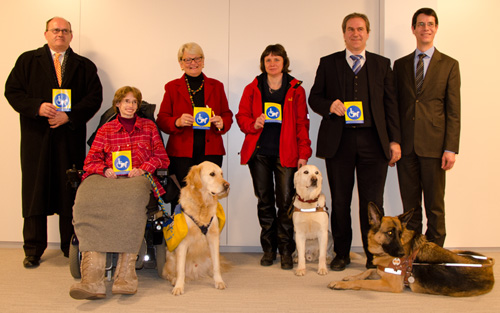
[1,246,499,313]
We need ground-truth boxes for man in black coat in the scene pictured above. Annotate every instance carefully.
[5,17,102,268]
[309,13,400,271]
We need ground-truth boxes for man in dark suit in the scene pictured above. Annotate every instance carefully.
[309,13,400,271]
[394,8,460,247]
[5,17,102,268]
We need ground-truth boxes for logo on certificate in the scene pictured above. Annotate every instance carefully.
[112,151,132,175]
[193,107,211,130]
[344,101,364,124]
[52,89,71,112]
[265,103,282,123]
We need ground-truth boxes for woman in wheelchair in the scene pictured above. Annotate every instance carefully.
[69,86,170,300]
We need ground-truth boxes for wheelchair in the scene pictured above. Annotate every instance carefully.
[67,101,179,280]
[67,167,178,280]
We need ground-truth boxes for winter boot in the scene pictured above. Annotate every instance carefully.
[112,253,138,295]
[69,251,106,300]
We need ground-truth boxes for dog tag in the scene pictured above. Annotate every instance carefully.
[408,276,415,284]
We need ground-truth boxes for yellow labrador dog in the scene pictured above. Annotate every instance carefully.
[163,161,229,295]
[292,164,329,276]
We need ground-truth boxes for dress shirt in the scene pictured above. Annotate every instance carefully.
[414,46,435,78]
[346,49,366,69]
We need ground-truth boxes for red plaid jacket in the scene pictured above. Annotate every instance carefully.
[83,116,170,195]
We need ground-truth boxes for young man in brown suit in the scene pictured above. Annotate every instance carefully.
[394,8,461,247]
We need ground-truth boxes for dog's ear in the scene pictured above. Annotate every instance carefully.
[293,170,300,188]
[186,164,202,189]
[368,202,383,227]
[398,208,414,227]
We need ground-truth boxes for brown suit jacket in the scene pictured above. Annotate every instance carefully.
[394,49,460,158]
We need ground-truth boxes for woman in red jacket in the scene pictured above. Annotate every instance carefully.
[157,42,233,199]
[236,44,312,269]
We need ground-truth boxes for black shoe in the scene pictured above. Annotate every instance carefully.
[366,259,376,269]
[280,255,293,270]
[330,255,350,271]
[23,256,40,268]
[260,252,276,266]
[62,249,69,258]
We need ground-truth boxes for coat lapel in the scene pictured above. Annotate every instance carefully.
[37,45,58,88]
[403,52,416,97]
[421,49,442,93]
[203,74,213,107]
[335,50,347,101]
[178,74,192,105]
[62,48,78,88]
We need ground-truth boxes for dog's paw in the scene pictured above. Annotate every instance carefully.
[295,268,306,276]
[327,281,347,290]
[317,267,328,276]
[341,275,357,281]
[165,275,176,286]
[172,285,184,296]
[214,281,226,290]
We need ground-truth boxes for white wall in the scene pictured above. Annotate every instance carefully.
[1,0,498,250]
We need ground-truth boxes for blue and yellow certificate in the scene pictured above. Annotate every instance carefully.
[264,102,282,123]
[344,101,364,124]
[52,89,71,112]
[112,150,132,175]
[193,107,211,130]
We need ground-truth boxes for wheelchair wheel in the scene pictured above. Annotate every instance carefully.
[69,235,81,278]
[136,238,147,270]
[155,237,166,278]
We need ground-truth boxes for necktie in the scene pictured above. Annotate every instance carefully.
[350,55,362,74]
[54,53,62,86]
[415,53,426,95]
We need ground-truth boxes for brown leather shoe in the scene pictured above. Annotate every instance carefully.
[260,252,276,266]
[330,255,350,271]
[23,256,40,268]
[280,255,293,270]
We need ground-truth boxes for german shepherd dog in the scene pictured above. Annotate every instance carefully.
[328,203,495,296]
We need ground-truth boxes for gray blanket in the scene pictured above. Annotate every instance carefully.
[73,174,151,253]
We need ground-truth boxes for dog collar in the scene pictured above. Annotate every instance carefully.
[296,195,319,204]
[293,206,328,213]
[182,208,214,236]
[377,248,420,286]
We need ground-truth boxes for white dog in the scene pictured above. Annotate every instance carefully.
[162,161,230,295]
[292,164,329,276]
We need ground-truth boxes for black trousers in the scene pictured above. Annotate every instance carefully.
[248,154,296,256]
[397,150,446,246]
[325,128,388,261]
[23,214,74,257]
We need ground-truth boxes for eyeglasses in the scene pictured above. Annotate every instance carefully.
[48,28,72,35]
[121,99,138,105]
[416,22,435,28]
[182,57,203,64]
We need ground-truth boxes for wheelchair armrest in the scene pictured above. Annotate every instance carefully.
[66,164,84,190]
[155,168,169,179]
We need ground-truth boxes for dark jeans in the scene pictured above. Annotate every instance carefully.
[248,154,296,256]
